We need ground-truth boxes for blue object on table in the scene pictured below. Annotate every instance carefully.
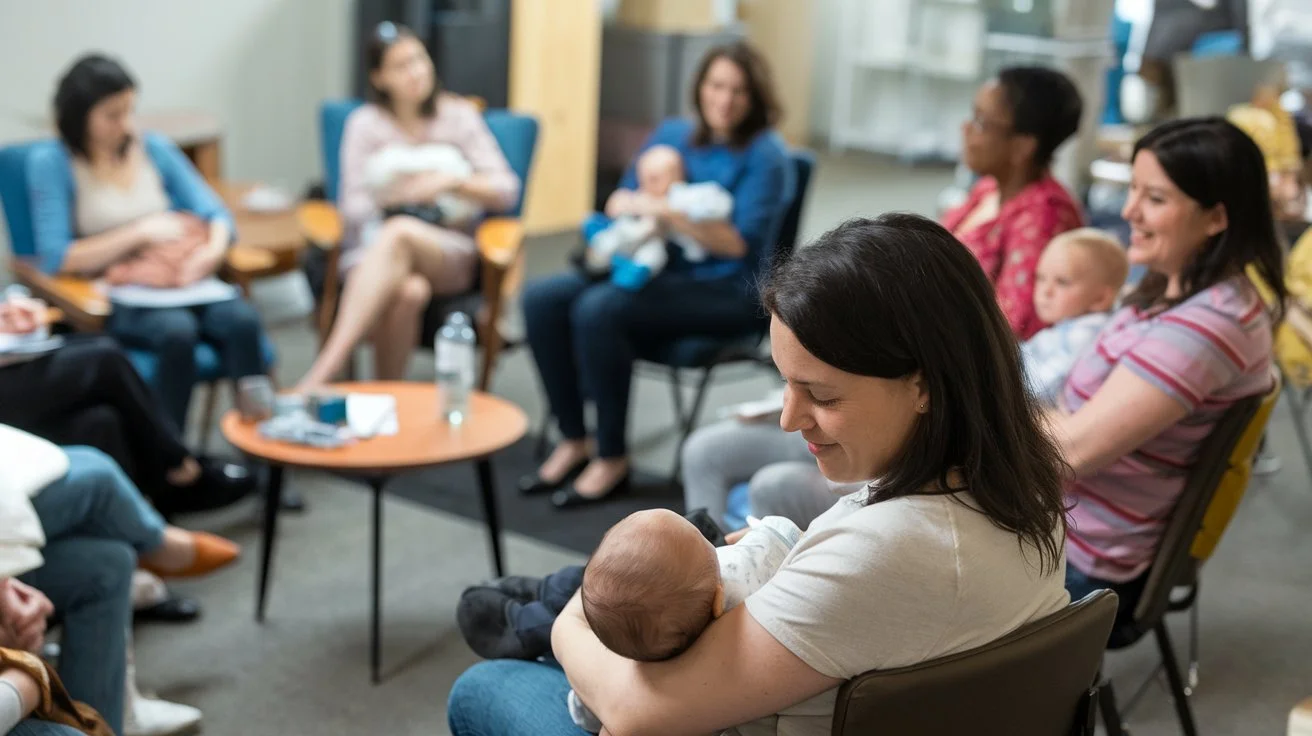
[312,393,348,425]
[724,481,752,531]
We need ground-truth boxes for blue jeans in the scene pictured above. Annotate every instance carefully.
[522,270,760,458]
[16,446,164,735]
[107,298,265,429]
[448,660,586,736]
[9,722,89,736]
[1065,564,1149,632]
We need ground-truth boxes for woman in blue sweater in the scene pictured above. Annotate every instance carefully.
[520,41,793,508]
[26,54,266,431]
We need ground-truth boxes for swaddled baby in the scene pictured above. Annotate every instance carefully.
[585,144,734,287]
[365,142,482,227]
[568,509,801,733]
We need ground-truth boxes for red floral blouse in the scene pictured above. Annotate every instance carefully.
[942,175,1084,339]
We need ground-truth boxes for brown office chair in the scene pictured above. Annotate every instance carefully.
[831,590,1118,736]
[1099,374,1280,736]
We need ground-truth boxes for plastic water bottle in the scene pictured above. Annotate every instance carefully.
[435,312,476,425]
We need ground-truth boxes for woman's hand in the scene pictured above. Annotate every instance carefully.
[0,300,45,336]
[0,580,52,654]
[380,172,461,208]
[133,212,190,244]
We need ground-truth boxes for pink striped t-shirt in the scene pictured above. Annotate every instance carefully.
[1060,276,1273,583]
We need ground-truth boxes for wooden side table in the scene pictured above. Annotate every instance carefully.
[216,182,305,292]
[220,382,529,683]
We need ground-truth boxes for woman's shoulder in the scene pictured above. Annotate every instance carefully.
[344,103,389,134]
[1176,276,1269,330]
[1021,175,1081,215]
[436,93,484,121]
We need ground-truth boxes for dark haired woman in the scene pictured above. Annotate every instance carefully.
[28,54,268,431]
[1051,117,1282,624]
[943,66,1087,339]
[449,213,1071,735]
[519,41,794,508]
[296,23,520,389]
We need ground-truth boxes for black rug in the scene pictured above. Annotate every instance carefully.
[386,437,684,556]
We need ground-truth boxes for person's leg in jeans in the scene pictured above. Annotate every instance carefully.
[559,275,761,502]
[196,298,266,382]
[20,537,133,735]
[107,307,202,430]
[448,660,582,736]
[680,419,813,523]
[748,462,862,530]
[9,722,92,736]
[28,447,167,555]
[521,272,596,489]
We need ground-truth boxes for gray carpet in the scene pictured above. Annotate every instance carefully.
[18,153,1312,734]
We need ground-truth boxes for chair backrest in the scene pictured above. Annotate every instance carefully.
[1131,374,1280,627]
[318,99,539,217]
[771,149,815,265]
[832,591,1118,736]
[0,140,54,258]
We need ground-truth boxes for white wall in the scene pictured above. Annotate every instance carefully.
[807,0,842,146]
[0,0,355,188]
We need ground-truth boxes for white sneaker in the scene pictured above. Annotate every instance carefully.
[124,696,202,736]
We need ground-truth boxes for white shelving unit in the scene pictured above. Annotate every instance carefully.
[829,0,1116,189]
[830,0,986,161]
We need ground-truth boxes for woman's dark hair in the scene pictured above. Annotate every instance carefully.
[53,53,136,157]
[761,214,1067,573]
[996,66,1083,172]
[1124,117,1287,318]
[689,41,782,148]
[365,22,439,117]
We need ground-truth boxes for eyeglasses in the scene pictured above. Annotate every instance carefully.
[966,111,1013,136]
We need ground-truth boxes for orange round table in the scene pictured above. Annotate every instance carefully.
[221,381,528,683]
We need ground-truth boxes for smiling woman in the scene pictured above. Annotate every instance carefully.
[447,214,1072,736]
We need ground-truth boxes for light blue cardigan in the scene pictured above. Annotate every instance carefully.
[25,132,236,274]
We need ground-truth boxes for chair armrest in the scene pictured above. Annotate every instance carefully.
[474,217,526,390]
[12,259,109,331]
[297,201,343,250]
[222,245,277,278]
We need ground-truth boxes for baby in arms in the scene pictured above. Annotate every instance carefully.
[365,142,482,227]
[569,508,801,733]
[585,144,734,287]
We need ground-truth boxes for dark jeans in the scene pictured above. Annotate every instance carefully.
[510,566,585,657]
[1065,564,1150,633]
[106,299,265,429]
[522,270,761,458]
[0,335,189,500]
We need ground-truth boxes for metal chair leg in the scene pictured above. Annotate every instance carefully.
[668,366,686,428]
[1155,622,1200,736]
[1187,591,1200,694]
[670,367,716,484]
[197,381,221,454]
[1098,676,1127,736]
[1283,378,1312,481]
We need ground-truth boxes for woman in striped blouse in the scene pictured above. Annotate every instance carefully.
[1050,117,1284,626]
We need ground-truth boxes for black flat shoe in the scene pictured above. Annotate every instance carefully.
[551,473,631,509]
[157,459,256,514]
[134,595,202,624]
[517,457,589,495]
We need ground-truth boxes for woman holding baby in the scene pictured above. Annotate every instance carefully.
[519,41,793,509]
[449,213,1073,734]
[27,54,268,431]
[295,22,520,390]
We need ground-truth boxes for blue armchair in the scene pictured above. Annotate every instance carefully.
[0,139,277,447]
[298,98,538,390]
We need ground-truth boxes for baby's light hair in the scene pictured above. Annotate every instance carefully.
[1047,228,1129,291]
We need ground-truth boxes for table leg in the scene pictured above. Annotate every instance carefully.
[476,459,505,577]
[256,464,285,622]
[370,475,386,685]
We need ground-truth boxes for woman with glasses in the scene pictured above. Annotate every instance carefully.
[943,66,1087,339]
[296,22,520,389]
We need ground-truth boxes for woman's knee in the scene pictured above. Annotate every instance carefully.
[396,274,433,312]
[447,661,511,733]
[748,462,825,517]
[154,311,201,351]
[448,660,569,735]
[570,283,630,333]
[680,420,739,477]
[208,299,262,341]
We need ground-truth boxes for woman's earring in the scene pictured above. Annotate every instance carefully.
[920,402,927,412]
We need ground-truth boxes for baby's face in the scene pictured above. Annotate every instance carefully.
[636,148,684,197]
[1033,243,1113,324]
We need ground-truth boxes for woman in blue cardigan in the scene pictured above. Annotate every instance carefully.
[521,42,793,508]
[26,54,266,431]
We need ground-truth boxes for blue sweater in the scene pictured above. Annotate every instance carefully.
[26,132,236,274]
[618,119,793,282]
